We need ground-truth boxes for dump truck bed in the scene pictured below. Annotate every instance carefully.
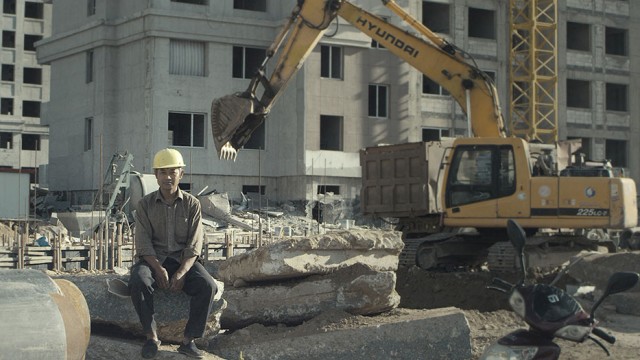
[360,139,453,218]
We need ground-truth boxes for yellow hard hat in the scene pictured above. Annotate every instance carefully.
[153,148,185,169]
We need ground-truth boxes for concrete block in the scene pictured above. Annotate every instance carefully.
[610,292,640,316]
[221,264,400,330]
[217,229,404,285]
[211,308,472,360]
[56,273,226,344]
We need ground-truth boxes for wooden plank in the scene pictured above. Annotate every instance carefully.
[62,246,92,250]
[62,257,91,262]
[25,256,53,262]
[24,258,53,265]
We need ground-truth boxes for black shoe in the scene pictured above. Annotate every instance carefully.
[141,339,161,359]
[177,340,204,359]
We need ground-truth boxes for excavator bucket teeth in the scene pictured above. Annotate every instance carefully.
[211,93,255,159]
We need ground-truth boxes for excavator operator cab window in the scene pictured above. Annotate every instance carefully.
[446,145,515,207]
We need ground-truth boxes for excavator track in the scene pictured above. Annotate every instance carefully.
[400,232,495,271]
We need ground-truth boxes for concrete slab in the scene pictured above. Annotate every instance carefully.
[221,263,400,330]
[56,273,226,345]
[210,308,472,360]
[217,229,403,285]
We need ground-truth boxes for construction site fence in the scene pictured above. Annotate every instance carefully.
[0,227,294,272]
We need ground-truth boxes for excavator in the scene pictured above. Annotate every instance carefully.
[210,0,638,270]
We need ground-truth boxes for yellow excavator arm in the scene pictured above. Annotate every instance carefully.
[211,0,506,160]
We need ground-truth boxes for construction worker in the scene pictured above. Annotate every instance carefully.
[128,148,217,359]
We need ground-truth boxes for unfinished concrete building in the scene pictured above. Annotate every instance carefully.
[35,0,639,210]
[0,0,50,187]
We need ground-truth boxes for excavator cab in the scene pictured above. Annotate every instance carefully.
[445,144,516,208]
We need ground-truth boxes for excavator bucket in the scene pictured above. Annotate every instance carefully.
[211,93,256,161]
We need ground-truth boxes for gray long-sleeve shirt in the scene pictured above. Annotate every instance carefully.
[134,189,203,263]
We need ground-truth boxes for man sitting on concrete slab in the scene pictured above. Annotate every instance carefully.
[129,148,217,359]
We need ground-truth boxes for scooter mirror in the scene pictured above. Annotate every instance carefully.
[604,272,639,297]
[506,219,527,282]
[590,271,639,320]
[506,219,526,252]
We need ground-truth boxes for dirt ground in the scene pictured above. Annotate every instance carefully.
[395,265,640,359]
[87,264,640,360]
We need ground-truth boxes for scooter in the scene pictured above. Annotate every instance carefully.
[480,219,640,360]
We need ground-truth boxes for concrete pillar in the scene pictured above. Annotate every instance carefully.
[0,269,90,360]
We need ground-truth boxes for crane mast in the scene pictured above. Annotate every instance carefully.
[509,0,558,144]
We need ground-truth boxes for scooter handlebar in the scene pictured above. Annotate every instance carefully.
[592,327,616,344]
[488,277,514,292]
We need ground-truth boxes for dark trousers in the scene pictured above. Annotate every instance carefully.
[128,257,217,339]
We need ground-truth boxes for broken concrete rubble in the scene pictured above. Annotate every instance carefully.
[609,292,640,316]
[217,229,403,285]
[199,192,256,231]
[565,252,640,292]
[220,263,400,329]
[210,308,472,360]
[55,274,226,345]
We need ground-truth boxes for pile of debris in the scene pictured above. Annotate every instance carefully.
[59,229,476,359]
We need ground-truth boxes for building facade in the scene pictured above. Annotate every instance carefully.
[36,0,638,207]
[0,0,50,184]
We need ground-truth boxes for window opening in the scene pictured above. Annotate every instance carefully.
[317,185,340,195]
[243,121,265,150]
[368,84,389,118]
[233,0,265,11]
[23,67,42,85]
[22,100,40,117]
[422,128,449,142]
[242,185,265,195]
[169,40,205,76]
[320,45,342,79]
[468,8,496,39]
[178,183,192,193]
[87,0,95,16]
[605,27,627,56]
[0,98,13,115]
[567,136,591,160]
[86,50,94,83]
[422,2,449,34]
[606,83,627,112]
[84,117,93,151]
[24,1,43,19]
[320,115,343,151]
[232,46,266,79]
[606,139,627,168]
[566,79,590,109]
[24,34,42,51]
[3,0,16,15]
[168,112,205,147]
[22,134,40,150]
[2,64,14,81]
[422,75,449,95]
[2,31,15,48]
[0,132,11,149]
[567,22,590,51]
